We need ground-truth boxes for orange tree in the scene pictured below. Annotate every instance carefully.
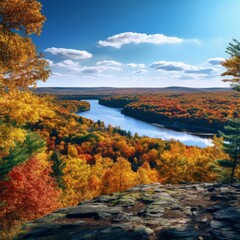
[0,0,60,235]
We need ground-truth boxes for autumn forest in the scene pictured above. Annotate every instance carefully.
[0,1,240,239]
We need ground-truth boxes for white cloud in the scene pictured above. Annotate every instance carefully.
[48,59,122,74]
[81,65,122,74]
[207,57,225,65]
[52,59,81,72]
[44,47,92,59]
[96,60,122,67]
[127,63,145,68]
[94,60,123,71]
[52,72,74,77]
[98,32,184,48]
[149,61,216,74]
[55,59,80,68]
[185,68,215,74]
[49,59,122,74]
[149,61,190,71]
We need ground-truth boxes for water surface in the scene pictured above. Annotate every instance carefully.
[78,100,212,147]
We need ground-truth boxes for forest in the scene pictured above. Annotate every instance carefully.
[100,92,240,133]
[1,96,237,239]
[0,0,240,239]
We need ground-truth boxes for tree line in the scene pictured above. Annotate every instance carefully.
[0,1,240,238]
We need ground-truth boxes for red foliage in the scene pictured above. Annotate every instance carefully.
[0,157,60,223]
[102,92,240,130]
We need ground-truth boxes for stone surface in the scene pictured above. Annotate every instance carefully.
[19,183,240,240]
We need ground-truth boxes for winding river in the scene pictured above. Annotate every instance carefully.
[78,100,212,148]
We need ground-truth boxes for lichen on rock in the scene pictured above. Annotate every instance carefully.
[19,183,240,240]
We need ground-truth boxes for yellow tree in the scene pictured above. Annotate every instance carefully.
[137,161,160,184]
[0,0,53,156]
[62,157,91,206]
[0,0,50,90]
[221,39,240,92]
[101,157,137,194]
[156,142,218,183]
[0,2,60,236]
[89,155,114,197]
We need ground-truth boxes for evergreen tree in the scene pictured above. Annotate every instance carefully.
[0,144,28,180]
[24,132,46,157]
[50,150,66,188]
[217,118,240,182]
[217,39,240,182]
[0,132,45,180]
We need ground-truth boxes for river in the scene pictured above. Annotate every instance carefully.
[78,100,212,147]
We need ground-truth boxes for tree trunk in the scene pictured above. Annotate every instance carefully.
[230,158,238,183]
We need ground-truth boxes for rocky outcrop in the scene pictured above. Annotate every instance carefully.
[19,183,240,240]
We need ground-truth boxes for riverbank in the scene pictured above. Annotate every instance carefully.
[98,92,240,137]
[79,100,212,147]
[98,100,218,138]
[121,109,217,138]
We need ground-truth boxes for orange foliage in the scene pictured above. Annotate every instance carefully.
[0,157,60,225]
[101,157,137,194]
[156,141,227,183]
[102,92,240,131]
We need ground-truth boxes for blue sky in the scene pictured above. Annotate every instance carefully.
[36,0,240,88]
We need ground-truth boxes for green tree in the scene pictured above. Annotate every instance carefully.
[218,118,240,182]
[50,150,66,188]
[0,144,28,180]
[24,132,46,157]
[0,132,45,180]
[217,39,240,182]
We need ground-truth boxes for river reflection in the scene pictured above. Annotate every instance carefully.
[78,100,212,148]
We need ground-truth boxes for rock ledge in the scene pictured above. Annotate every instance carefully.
[19,183,240,240]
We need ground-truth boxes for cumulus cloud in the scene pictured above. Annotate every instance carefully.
[149,61,189,71]
[49,59,123,74]
[149,61,216,74]
[96,60,122,71]
[52,59,81,72]
[96,60,122,67]
[127,63,145,68]
[185,68,214,74]
[207,57,225,65]
[81,65,122,73]
[98,32,184,48]
[44,47,92,59]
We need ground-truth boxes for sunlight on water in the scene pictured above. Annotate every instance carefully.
[78,100,212,148]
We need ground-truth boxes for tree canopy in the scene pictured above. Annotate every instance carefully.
[221,39,240,91]
[0,0,54,156]
[218,39,240,182]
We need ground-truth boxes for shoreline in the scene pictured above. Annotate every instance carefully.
[121,109,218,138]
[151,123,215,138]
[96,101,220,138]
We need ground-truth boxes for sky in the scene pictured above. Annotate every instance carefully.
[35,0,240,88]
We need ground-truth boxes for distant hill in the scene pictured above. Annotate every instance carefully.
[32,87,232,98]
